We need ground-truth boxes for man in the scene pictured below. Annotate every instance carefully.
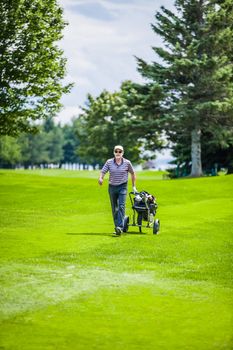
[98,145,137,235]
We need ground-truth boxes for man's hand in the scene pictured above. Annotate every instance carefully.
[133,186,138,193]
[98,177,103,185]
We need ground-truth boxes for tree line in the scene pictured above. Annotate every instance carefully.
[1,0,233,175]
[0,118,82,168]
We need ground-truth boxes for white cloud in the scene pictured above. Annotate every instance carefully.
[57,0,175,123]
[56,105,82,125]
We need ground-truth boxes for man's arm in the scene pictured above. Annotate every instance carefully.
[131,172,137,193]
[98,160,109,185]
[98,172,105,185]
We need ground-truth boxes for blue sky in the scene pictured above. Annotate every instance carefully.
[57,0,175,124]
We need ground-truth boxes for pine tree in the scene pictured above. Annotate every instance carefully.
[137,0,233,176]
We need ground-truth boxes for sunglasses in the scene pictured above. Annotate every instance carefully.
[114,150,122,153]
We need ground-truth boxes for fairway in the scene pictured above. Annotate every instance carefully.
[0,170,232,350]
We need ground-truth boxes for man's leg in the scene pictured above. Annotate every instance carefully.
[116,184,127,229]
[108,185,118,228]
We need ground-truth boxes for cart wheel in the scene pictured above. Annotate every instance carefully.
[137,213,142,233]
[123,216,129,232]
[153,219,160,234]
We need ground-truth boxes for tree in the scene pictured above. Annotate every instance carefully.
[76,85,141,166]
[18,118,66,167]
[75,81,165,166]
[120,81,165,157]
[0,136,22,167]
[42,118,64,164]
[62,121,80,164]
[19,129,50,166]
[137,0,233,176]
[0,0,72,137]
[0,118,80,168]
[170,119,233,175]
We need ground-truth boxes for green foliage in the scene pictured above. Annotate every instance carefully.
[0,117,83,167]
[121,81,165,154]
[19,129,52,165]
[0,136,22,166]
[76,81,165,165]
[19,120,66,166]
[0,0,72,136]
[136,0,233,176]
[171,126,233,174]
[0,170,232,349]
[62,122,81,164]
[76,84,141,165]
[43,119,64,164]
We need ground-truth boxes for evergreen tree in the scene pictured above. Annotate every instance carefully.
[19,129,50,167]
[171,123,233,174]
[17,118,65,167]
[121,81,165,156]
[42,118,64,164]
[137,0,233,176]
[62,122,80,164]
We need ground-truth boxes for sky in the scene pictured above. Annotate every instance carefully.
[57,0,175,125]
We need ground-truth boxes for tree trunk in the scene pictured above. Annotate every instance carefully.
[190,127,203,177]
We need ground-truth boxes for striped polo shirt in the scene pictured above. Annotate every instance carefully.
[101,158,135,186]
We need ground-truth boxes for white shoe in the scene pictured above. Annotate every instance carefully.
[115,227,122,235]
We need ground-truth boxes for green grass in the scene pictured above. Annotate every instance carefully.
[0,169,232,350]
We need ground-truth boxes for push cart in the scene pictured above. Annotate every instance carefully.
[123,191,160,234]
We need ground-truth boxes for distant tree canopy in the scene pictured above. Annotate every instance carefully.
[76,86,139,166]
[76,81,164,166]
[0,118,80,168]
[136,0,233,176]
[0,0,72,137]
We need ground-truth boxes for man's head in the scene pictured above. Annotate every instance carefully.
[114,145,124,157]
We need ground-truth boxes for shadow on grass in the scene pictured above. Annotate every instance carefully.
[67,232,112,237]
[127,231,146,234]
[66,231,147,237]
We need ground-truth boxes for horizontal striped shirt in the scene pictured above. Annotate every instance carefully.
[101,158,135,186]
